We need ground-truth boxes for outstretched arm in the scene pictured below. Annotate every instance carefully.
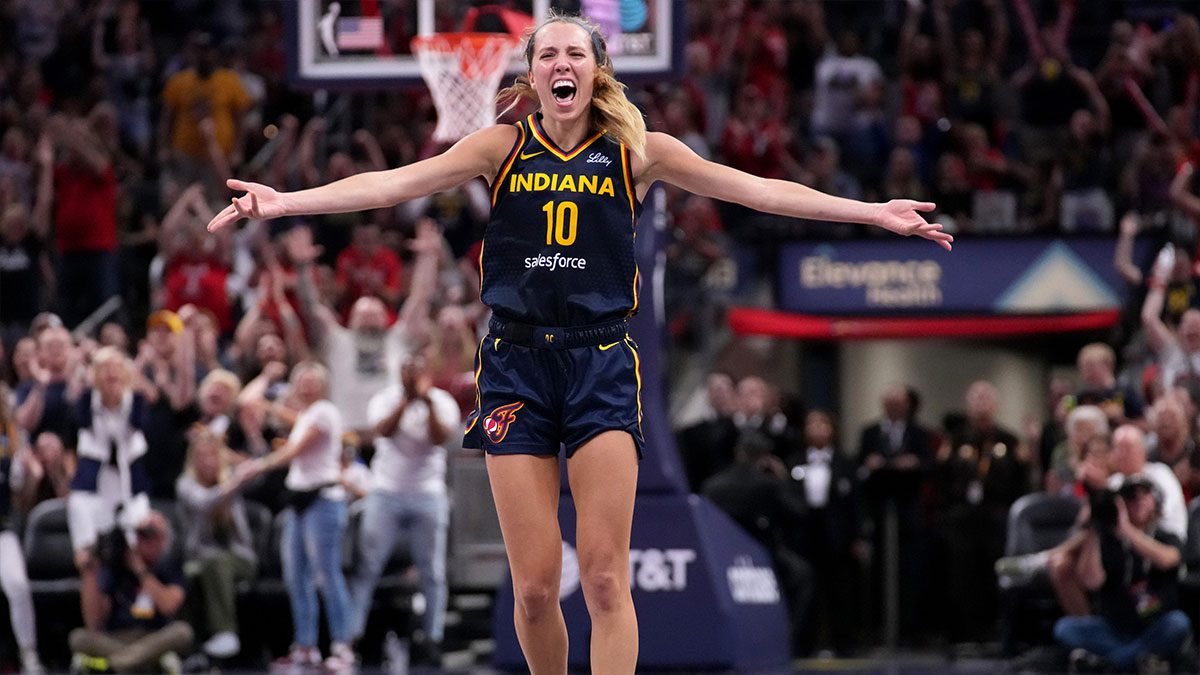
[208,124,517,232]
[638,132,953,250]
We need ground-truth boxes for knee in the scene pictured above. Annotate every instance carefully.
[68,628,89,653]
[168,621,195,649]
[1163,610,1192,641]
[1052,618,1075,646]
[1047,552,1073,583]
[512,580,559,623]
[578,559,629,615]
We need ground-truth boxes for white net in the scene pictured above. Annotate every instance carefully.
[412,33,522,143]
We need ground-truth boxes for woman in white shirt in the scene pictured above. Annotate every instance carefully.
[237,360,354,672]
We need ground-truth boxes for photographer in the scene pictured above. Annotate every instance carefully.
[1053,474,1191,672]
[68,510,193,674]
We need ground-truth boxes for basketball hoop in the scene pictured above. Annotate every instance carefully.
[411,32,523,143]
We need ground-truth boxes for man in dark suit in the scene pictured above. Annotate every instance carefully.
[787,410,864,656]
[857,384,934,644]
[677,373,740,492]
[703,430,812,656]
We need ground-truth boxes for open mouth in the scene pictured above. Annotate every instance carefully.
[551,79,577,105]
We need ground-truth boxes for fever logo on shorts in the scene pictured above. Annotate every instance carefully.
[483,401,524,444]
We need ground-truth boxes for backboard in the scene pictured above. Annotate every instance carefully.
[288,0,682,89]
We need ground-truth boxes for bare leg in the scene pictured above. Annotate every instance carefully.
[1048,531,1092,617]
[568,431,639,675]
[487,453,567,675]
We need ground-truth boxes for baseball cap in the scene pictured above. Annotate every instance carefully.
[147,310,184,334]
[1119,473,1163,507]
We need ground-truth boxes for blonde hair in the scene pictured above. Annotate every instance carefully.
[199,368,242,401]
[185,427,231,484]
[497,10,646,156]
[91,345,132,386]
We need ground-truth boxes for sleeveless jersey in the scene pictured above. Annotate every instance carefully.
[482,113,643,327]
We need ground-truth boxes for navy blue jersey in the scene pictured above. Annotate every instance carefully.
[483,113,643,326]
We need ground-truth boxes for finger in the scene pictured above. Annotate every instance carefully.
[227,178,258,193]
[913,201,936,212]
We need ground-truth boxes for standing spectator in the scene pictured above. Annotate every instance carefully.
[675,372,740,492]
[11,430,75,520]
[937,380,1032,643]
[136,310,196,499]
[235,361,355,672]
[1044,405,1109,496]
[159,31,251,186]
[1074,342,1145,427]
[1,398,43,675]
[0,201,52,352]
[14,325,83,444]
[1141,246,1200,393]
[334,222,403,322]
[290,220,441,447]
[39,111,119,328]
[857,384,934,644]
[1144,396,1198,503]
[175,429,257,660]
[91,0,155,157]
[350,352,460,664]
[810,31,886,186]
[786,410,864,656]
[67,347,152,604]
[68,510,193,675]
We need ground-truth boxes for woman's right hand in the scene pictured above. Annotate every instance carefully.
[208,179,289,232]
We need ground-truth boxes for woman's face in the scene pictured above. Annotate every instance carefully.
[95,360,128,398]
[529,21,596,124]
[200,382,234,415]
[12,338,35,379]
[293,368,325,404]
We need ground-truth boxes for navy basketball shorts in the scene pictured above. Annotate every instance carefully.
[463,329,645,459]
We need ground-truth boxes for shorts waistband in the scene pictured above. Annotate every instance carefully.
[488,317,628,349]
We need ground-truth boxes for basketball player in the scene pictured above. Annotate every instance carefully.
[207,12,952,674]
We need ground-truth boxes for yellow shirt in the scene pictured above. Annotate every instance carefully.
[162,68,251,159]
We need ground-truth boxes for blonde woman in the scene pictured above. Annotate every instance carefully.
[67,346,152,627]
[235,360,354,672]
[208,12,952,673]
[175,429,256,659]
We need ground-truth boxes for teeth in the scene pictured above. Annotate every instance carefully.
[553,79,574,88]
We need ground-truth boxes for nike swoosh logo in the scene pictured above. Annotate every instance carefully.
[598,342,620,351]
[519,150,545,160]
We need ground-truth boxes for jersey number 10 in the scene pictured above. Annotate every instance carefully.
[543,200,578,246]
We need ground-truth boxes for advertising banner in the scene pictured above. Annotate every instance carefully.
[492,494,791,670]
[778,238,1143,315]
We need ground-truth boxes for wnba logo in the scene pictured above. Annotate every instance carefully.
[484,401,524,443]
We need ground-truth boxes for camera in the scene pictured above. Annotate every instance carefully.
[94,526,130,570]
[1087,486,1119,531]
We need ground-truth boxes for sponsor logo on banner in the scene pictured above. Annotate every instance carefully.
[799,253,943,309]
[726,557,781,604]
[629,548,696,591]
[558,544,698,598]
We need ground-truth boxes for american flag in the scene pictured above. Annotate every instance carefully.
[336,16,384,51]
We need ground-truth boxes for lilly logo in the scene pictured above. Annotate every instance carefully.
[586,152,612,166]
[483,401,524,443]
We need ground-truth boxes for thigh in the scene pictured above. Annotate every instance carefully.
[466,339,560,455]
[562,338,644,458]
[486,453,563,584]
[567,431,638,573]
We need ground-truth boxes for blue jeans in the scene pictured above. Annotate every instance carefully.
[349,490,449,642]
[282,498,352,646]
[1054,610,1192,670]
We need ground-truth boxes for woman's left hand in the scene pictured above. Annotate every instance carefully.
[875,200,953,251]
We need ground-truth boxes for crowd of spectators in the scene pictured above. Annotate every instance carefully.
[3,0,1200,672]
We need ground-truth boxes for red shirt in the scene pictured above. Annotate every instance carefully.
[164,253,233,332]
[54,163,117,253]
[335,245,403,317]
